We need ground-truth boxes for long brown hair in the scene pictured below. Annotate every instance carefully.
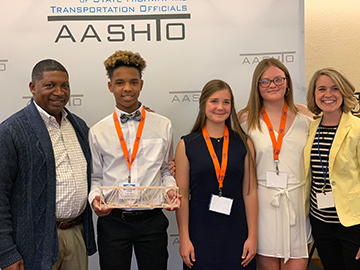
[191,80,256,191]
[191,79,247,142]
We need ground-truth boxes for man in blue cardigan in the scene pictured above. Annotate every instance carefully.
[0,59,96,270]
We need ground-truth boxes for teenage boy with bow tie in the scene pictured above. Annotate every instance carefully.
[88,50,179,270]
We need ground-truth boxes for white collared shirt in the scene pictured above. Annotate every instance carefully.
[34,102,88,219]
[88,105,176,205]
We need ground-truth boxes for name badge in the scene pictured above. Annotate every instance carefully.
[122,183,140,203]
[316,192,335,209]
[266,171,288,189]
[209,194,233,215]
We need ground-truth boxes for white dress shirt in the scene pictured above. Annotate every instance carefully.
[34,102,88,219]
[88,105,176,205]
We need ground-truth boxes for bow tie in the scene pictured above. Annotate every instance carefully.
[120,110,141,124]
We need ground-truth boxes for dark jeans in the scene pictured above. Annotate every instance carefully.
[98,209,169,270]
[310,214,360,270]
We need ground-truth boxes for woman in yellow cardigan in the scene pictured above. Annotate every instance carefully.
[304,67,360,270]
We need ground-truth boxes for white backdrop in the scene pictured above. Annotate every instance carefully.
[0,1,305,269]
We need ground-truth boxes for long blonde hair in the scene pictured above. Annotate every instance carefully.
[241,58,298,131]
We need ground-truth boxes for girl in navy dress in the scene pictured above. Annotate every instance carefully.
[175,79,258,269]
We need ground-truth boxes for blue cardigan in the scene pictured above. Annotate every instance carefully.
[0,101,96,269]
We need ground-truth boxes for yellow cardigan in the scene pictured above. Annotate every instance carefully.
[304,112,360,227]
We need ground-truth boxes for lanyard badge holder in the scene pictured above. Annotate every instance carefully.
[113,107,146,204]
[99,107,180,209]
[316,117,337,209]
[202,126,233,215]
[262,103,289,189]
[274,159,280,175]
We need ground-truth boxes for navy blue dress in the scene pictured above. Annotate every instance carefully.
[182,130,256,270]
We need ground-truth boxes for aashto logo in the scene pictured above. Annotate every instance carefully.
[0,59,8,72]
[170,233,180,245]
[23,94,84,106]
[169,90,201,103]
[239,51,296,65]
[48,2,190,43]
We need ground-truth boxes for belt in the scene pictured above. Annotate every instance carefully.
[56,216,81,230]
[259,181,305,263]
[110,209,161,222]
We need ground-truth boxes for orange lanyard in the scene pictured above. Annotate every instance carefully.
[202,126,229,196]
[261,103,288,174]
[113,107,146,182]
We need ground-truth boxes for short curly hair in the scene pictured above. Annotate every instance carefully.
[104,50,146,79]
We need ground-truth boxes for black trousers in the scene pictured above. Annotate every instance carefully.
[310,214,360,270]
[97,209,169,270]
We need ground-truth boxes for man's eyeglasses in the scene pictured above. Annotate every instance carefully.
[259,77,286,87]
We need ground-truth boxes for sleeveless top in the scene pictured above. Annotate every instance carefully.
[241,113,312,262]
